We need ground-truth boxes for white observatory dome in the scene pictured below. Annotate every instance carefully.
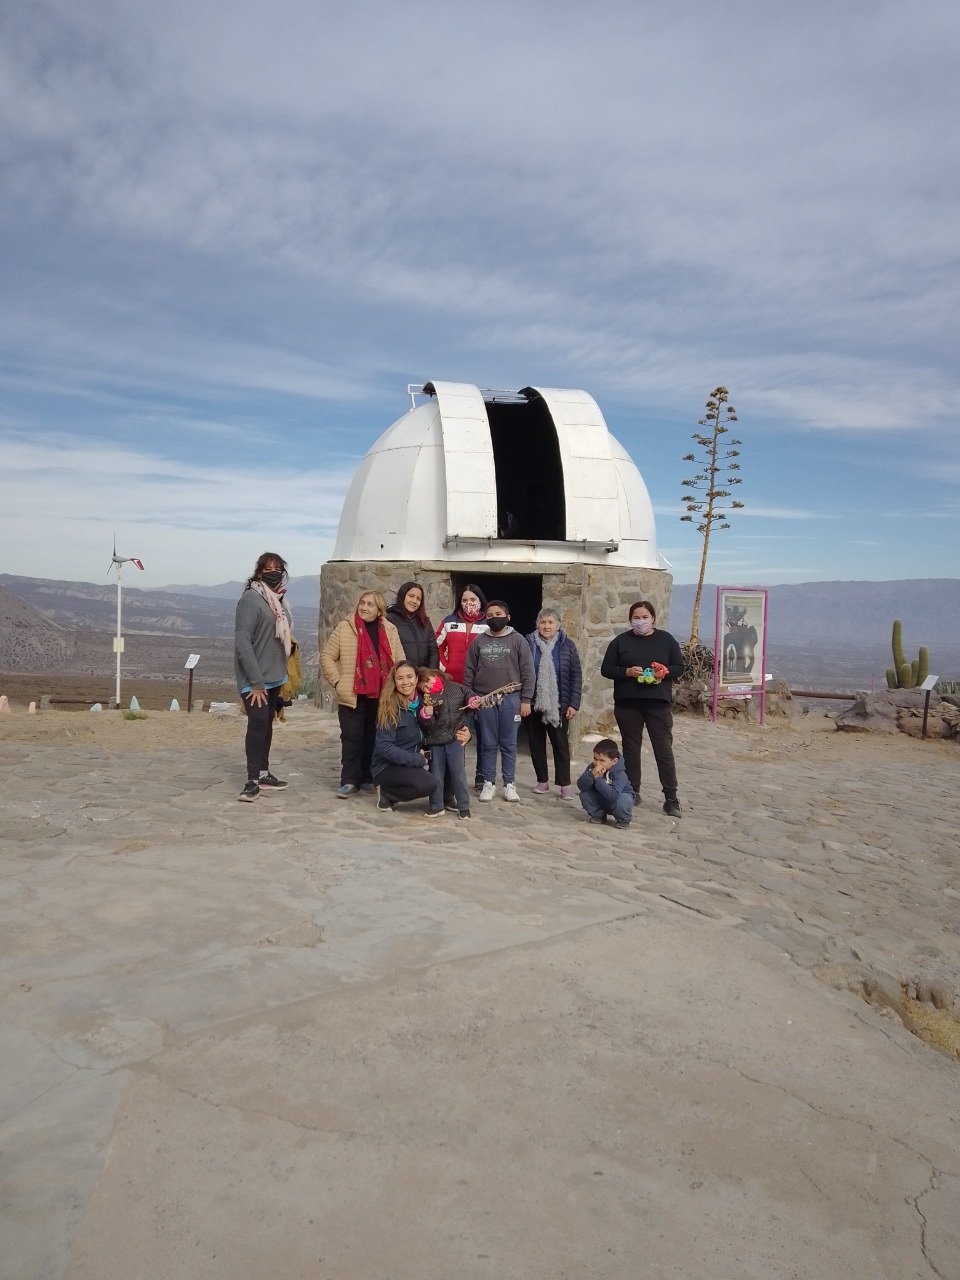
[332,382,659,568]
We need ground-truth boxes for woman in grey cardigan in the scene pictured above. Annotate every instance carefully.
[235,552,293,802]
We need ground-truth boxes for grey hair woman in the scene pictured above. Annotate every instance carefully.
[523,607,583,799]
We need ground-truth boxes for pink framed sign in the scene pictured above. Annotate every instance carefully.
[711,586,769,723]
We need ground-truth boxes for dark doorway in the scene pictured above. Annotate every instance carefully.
[485,395,565,541]
[450,573,543,640]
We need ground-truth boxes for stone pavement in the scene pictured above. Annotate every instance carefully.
[1,705,958,1279]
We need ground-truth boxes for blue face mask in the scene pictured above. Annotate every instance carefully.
[631,618,653,636]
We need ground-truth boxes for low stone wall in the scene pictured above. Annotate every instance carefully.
[318,559,673,733]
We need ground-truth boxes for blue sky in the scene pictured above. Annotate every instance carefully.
[2,0,958,587]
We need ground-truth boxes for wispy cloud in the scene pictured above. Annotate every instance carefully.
[1,0,959,583]
[0,434,352,581]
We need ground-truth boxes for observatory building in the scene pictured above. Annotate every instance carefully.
[319,381,673,731]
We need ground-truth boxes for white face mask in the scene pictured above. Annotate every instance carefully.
[631,617,653,636]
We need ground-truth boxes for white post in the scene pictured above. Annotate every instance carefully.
[115,562,122,709]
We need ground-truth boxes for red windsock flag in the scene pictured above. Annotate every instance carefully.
[131,558,145,570]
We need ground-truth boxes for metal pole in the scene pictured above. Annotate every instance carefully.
[115,564,122,709]
[187,668,194,713]
[921,689,932,740]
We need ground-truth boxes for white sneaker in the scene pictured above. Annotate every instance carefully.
[502,783,520,802]
[479,781,496,802]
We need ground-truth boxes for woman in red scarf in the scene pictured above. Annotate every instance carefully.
[320,590,404,797]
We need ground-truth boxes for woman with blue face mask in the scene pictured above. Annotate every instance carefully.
[600,600,685,817]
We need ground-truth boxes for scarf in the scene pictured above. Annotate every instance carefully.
[354,615,393,698]
[251,581,292,657]
[533,632,561,727]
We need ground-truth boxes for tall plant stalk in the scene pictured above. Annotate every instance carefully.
[681,386,744,644]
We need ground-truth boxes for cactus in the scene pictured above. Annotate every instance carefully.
[917,646,929,686]
[888,620,930,689]
[892,619,905,673]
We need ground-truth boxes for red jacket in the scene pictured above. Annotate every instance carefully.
[435,612,489,683]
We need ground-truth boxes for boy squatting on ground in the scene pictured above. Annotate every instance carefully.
[462,600,536,803]
[576,739,635,829]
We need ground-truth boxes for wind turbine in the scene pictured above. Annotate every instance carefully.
[108,539,144,708]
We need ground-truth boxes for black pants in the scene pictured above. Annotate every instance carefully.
[375,764,443,809]
[243,687,283,781]
[338,697,379,786]
[526,712,572,786]
[614,701,678,799]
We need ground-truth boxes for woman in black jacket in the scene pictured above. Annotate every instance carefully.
[600,600,684,816]
[386,582,440,671]
[371,662,444,814]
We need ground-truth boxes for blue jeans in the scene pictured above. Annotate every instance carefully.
[428,740,470,811]
[476,692,521,785]
[579,784,635,826]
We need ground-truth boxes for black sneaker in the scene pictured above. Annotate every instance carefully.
[615,820,631,829]
[424,809,444,819]
[238,780,260,802]
[459,809,472,820]
[663,798,682,817]
[377,789,394,812]
[258,772,288,790]
[589,815,607,824]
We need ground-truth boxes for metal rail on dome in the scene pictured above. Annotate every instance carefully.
[444,535,619,553]
[408,384,532,409]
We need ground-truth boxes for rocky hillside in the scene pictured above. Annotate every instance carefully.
[0,586,235,679]
[0,574,321,638]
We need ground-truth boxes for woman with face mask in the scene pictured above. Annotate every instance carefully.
[235,552,293,802]
[435,584,490,790]
[600,600,685,817]
[320,590,405,797]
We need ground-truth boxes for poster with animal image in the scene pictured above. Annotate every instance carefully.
[717,588,767,688]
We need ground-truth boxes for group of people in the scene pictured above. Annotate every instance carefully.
[235,560,685,829]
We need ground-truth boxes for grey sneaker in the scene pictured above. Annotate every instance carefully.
[238,780,260,802]
[337,784,359,798]
[663,798,682,818]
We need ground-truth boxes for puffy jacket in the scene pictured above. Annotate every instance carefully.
[524,629,583,712]
[319,615,405,709]
[386,604,440,671]
[371,707,425,776]
[419,679,468,746]
[435,612,489,683]
[576,756,635,800]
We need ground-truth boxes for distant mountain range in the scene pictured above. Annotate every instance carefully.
[2,573,958,683]
[0,574,321,640]
[668,580,960,648]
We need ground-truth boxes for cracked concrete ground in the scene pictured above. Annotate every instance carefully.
[1,705,959,1279]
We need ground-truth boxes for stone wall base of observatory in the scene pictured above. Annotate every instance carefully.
[319,560,673,734]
